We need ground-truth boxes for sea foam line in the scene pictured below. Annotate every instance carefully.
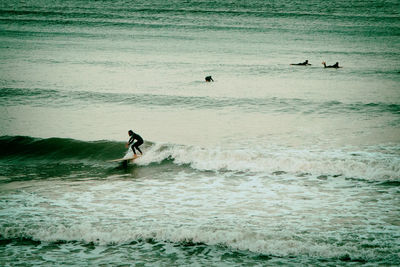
[0,224,390,262]
[138,143,400,181]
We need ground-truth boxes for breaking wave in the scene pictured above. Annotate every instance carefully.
[0,222,396,264]
[1,136,398,182]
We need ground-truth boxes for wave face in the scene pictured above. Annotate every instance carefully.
[0,135,124,161]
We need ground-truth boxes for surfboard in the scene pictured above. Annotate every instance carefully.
[108,155,141,163]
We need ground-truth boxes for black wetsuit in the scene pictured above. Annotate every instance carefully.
[323,62,340,68]
[128,132,143,155]
[291,60,310,66]
[205,76,214,82]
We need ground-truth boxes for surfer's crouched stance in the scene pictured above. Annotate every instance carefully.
[127,130,143,156]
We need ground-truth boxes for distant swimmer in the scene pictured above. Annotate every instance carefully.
[205,75,214,82]
[322,61,342,68]
[126,130,143,156]
[290,60,311,66]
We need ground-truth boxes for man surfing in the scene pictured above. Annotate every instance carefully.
[126,130,143,157]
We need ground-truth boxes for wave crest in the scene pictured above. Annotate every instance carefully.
[0,223,391,262]
[140,142,400,182]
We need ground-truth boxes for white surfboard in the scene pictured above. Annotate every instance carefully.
[108,155,141,163]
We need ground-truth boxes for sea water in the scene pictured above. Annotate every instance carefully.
[0,0,399,266]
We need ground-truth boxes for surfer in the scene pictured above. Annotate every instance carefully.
[322,61,341,68]
[205,75,214,82]
[127,130,143,156]
[290,60,311,66]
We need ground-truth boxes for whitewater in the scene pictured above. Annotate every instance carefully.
[1,0,400,266]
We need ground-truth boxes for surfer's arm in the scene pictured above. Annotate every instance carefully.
[128,136,134,145]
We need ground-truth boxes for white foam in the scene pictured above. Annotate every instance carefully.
[1,165,397,262]
[138,143,400,181]
[0,223,389,261]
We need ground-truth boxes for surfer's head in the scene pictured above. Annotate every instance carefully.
[128,130,133,136]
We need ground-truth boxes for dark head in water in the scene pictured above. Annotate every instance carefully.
[322,61,341,68]
[128,130,134,136]
[205,76,214,82]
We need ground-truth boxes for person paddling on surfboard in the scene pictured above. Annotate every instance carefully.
[290,59,311,66]
[322,61,341,68]
[126,130,143,157]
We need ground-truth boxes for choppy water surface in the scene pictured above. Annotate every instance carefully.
[1,0,399,266]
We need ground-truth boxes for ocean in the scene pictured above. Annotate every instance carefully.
[0,0,399,266]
